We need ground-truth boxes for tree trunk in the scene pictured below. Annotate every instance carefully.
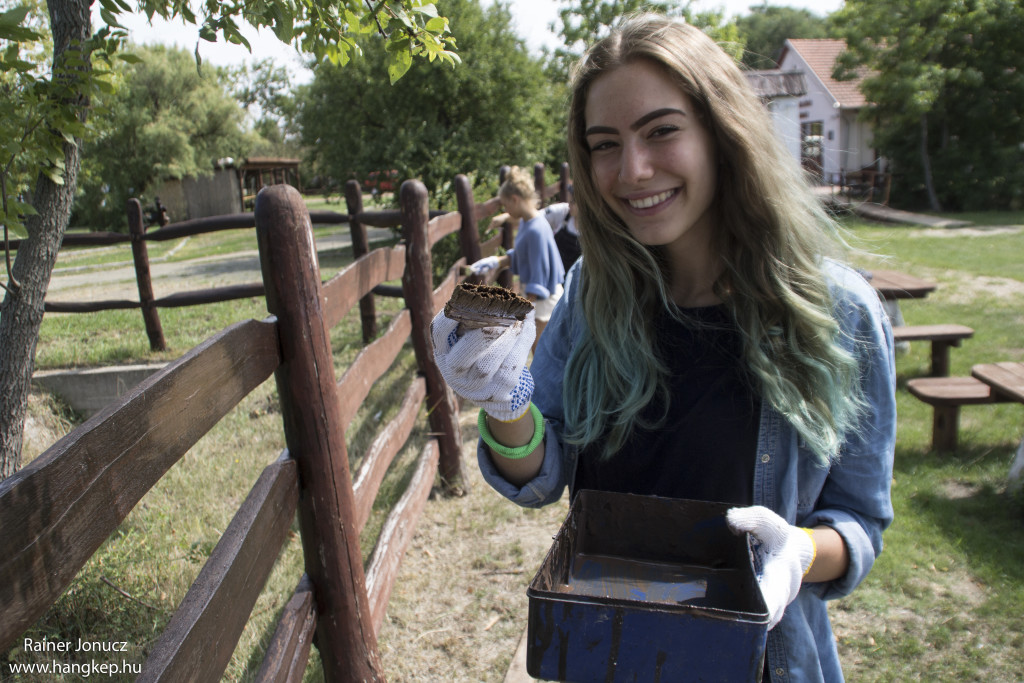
[0,0,92,481]
[920,113,942,212]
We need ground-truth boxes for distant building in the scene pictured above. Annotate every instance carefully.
[148,157,301,221]
[744,69,808,166]
[774,39,882,184]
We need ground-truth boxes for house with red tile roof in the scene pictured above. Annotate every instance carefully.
[775,38,883,185]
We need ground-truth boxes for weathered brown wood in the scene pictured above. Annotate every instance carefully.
[352,377,428,533]
[255,576,317,683]
[337,310,413,430]
[475,196,502,219]
[307,209,350,225]
[128,198,166,351]
[907,376,1009,452]
[321,245,407,330]
[155,282,267,307]
[142,213,257,241]
[346,179,378,343]
[892,324,974,377]
[433,268,459,317]
[558,162,571,202]
[427,210,464,247]
[972,362,1024,404]
[481,233,503,257]
[255,183,385,682]
[44,299,140,312]
[140,455,299,682]
[365,439,440,636]
[455,174,483,268]
[10,230,131,250]
[869,269,937,300]
[401,180,464,493]
[0,318,281,651]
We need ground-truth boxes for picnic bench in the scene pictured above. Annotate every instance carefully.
[907,362,1024,453]
[868,269,936,300]
[891,324,974,377]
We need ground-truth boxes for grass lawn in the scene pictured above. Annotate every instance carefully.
[6,208,1024,681]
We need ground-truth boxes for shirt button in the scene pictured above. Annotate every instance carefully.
[761,453,771,464]
[775,668,786,676]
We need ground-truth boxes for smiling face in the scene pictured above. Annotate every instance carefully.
[584,59,718,264]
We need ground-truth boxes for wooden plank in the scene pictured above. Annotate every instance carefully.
[337,311,413,429]
[255,184,385,680]
[352,377,428,533]
[480,233,503,257]
[868,269,937,300]
[907,377,1001,406]
[433,269,459,316]
[0,318,281,652]
[321,245,407,330]
[972,362,1024,403]
[44,299,140,312]
[345,180,378,343]
[365,438,440,636]
[254,576,317,683]
[140,455,299,682]
[891,324,973,343]
[144,214,257,241]
[475,196,502,220]
[427,210,463,247]
[155,283,267,307]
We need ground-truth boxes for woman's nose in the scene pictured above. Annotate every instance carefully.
[618,142,654,184]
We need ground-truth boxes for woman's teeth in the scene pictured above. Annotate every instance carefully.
[628,189,675,209]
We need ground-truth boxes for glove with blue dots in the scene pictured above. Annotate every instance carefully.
[430,308,536,422]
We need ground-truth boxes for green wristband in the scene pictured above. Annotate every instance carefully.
[478,403,544,460]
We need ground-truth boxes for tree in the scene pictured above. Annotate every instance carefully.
[550,0,744,79]
[300,0,561,207]
[230,57,305,158]
[0,0,458,481]
[74,44,252,230]
[833,0,1024,211]
[734,3,830,70]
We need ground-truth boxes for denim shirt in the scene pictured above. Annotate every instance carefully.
[477,259,897,682]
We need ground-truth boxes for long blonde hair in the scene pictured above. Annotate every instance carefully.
[563,14,863,463]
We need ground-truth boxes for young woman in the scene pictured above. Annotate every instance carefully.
[433,15,895,682]
[469,166,565,346]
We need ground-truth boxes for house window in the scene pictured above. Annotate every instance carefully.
[801,121,824,180]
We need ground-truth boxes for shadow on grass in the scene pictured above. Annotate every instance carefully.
[894,441,1024,585]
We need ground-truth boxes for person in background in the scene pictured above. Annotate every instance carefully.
[542,186,582,272]
[468,166,565,349]
[433,15,895,682]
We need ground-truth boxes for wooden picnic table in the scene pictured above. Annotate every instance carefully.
[868,269,937,300]
[971,362,1024,403]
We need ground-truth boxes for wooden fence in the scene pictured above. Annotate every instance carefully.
[0,162,570,680]
[12,162,570,352]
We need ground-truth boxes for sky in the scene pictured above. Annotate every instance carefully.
[107,1,845,86]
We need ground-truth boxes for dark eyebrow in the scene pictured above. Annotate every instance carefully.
[584,107,688,137]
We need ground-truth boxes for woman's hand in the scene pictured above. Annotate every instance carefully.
[430,308,535,422]
[726,506,817,630]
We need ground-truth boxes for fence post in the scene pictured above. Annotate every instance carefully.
[534,162,546,203]
[497,165,513,290]
[126,199,166,351]
[344,179,378,343]
[400,179,465,494]
[254,184,385,682]
[559,162,571,202]
[454,174,482,268]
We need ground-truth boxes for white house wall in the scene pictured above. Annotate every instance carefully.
[767,98,803,161]
[779,52,852,183]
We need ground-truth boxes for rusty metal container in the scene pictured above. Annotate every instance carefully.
[526,490,769,682]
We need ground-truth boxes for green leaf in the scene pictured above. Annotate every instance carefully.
[387,53,413,84]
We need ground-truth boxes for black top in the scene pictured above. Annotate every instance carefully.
[574,305,760,505]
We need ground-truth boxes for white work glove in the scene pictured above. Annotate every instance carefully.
[726,506,817,630]
[430,308,536,422]
[468,255,500,276]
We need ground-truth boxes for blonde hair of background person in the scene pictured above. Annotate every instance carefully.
[472,166,565,348]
